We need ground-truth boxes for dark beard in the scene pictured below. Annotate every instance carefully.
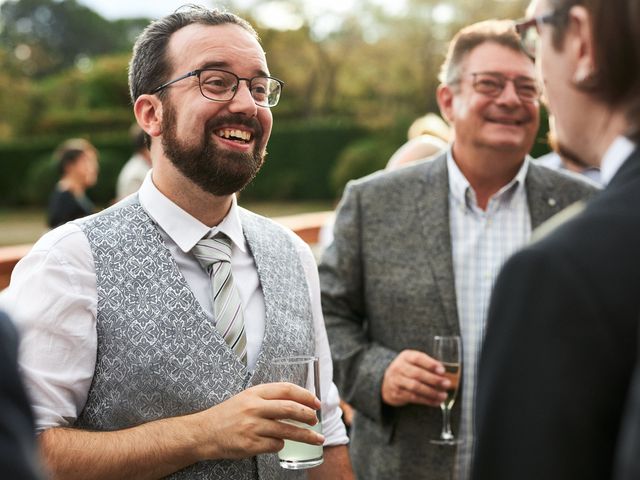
[161,101,265,196]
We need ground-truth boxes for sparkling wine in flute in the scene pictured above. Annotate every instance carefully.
[441,361,461,410]
[431,335,462,445]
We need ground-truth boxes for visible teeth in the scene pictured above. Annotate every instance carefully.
[216,129,251,141]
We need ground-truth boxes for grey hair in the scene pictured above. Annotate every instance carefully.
[438,19,529,86]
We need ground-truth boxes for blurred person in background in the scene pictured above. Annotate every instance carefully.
[47,138,98,228]
[320,19,597,480]
[115,123,152,200]
[385,113,451,171]
[473,0,640,478]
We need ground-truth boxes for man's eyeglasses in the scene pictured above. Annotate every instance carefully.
[151,68,284,108]
[514,9,566,58]
[469,71,540,103]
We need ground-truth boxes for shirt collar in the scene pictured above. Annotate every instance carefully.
[600,136,637,186]
[138,171,247,253]
[446,148,529,208]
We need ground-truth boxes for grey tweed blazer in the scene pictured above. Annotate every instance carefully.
[319,152,598,480]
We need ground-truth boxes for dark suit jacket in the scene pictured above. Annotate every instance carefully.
[614,324,640,480]
[0,311,42,479]
[319,153,597,480]
[473,147,640,480]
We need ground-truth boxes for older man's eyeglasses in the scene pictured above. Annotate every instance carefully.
[514,10,565,58]
[469,72,540,103]
[151,68,284,108]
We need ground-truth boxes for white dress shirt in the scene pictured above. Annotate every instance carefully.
[0,173,348,446]
[600,136,637,185]
[447,151,532,480]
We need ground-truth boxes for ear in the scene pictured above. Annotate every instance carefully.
[567,5,596,85]
[134,94,163,139]
[436,84,455,123]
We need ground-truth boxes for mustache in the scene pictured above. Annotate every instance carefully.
[205,114,263,137]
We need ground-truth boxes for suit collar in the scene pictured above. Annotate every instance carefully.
[525,162,570,229]
[606,144,640,189]
[601,136,637,185]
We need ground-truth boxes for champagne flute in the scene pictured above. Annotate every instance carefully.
[430,335,461,445]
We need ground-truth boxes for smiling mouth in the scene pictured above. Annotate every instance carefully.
[487,118,526,126]
[215,128,253,144]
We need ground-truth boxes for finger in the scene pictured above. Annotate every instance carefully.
[394,363,450,391]
[402,350,446,374]
[263,419,325,445]
[398,388,447,407]
[252,383,321,409]
[396,377,448,403]
[254,398,320,426]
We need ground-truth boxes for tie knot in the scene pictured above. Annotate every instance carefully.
[193,234,232,271]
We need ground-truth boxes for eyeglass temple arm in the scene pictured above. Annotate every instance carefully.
[151,70,199,94]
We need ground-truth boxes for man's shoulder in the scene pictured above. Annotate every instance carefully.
[238,207,314,265]
[238,207,304,243]
[76,195,142,228]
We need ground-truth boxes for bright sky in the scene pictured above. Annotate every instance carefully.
[0,0,412,37]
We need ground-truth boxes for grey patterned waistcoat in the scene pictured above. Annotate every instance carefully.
[76,198,314,479]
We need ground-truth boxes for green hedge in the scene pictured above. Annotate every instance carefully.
[241,119,367,200]
[0,119,368,207]
[0,132,133,207]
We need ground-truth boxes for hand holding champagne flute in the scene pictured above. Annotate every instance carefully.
[430,335,461,445]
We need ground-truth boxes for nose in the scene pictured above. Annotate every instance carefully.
[496,79,522,106]
[229,80,258,117]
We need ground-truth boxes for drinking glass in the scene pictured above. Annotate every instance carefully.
[430,335,462,445]
[273,355,324,469]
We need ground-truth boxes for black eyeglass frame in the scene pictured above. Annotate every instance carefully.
[514,8,568,58]
[150,68,285,108]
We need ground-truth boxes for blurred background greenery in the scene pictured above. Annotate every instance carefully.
[0,0,546,244]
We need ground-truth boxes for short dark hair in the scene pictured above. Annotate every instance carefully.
[439,19,531,85]
[54,139,96,177]
[547,0,640,140]
[128,5,258,148]
[128,5,258,103]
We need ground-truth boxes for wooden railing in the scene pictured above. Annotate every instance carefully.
[0,211,332,290]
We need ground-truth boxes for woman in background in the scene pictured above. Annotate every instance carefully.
[47,138,99,229]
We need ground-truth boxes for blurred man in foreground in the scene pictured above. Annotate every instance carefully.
[474,1,640,479]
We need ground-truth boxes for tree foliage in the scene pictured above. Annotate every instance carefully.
[0,0,147,77]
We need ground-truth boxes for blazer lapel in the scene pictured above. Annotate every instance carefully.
[526,162,568,228]
[414,154,460,333]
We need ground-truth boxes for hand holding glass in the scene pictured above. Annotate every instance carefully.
[273,355,324,469]
[430,335,462,445]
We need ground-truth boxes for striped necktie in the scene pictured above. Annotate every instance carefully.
[192,234,247,365]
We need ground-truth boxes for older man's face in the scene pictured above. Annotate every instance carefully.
[443,42,540,159]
